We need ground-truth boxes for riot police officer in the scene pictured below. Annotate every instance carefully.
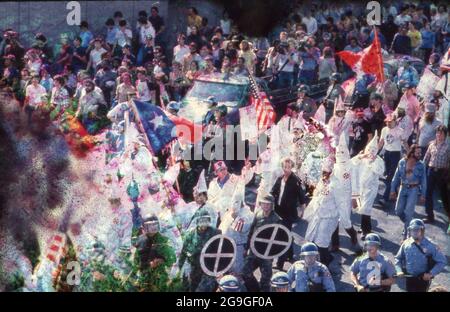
[350,233,396,292]
[134,215,177,291]
[270,271,290,292]
[179,208,222,292]
[286,242,336,292]
[242,194,281,292]
[323,73,345,122]
[395,219,447,292]
[217,275,242,292]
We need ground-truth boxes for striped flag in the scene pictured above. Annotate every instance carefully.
[248,71,276,133]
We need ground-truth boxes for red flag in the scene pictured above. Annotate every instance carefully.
[336,50,362,68]
[337,27,385,82]
[167,114,203,144]
[251,92,276,133]
[361,27,385,82]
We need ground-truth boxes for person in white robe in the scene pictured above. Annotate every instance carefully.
[219,178,255,274]
[304,157,339,267]
[330,134,362,253]
[350,131,385,240]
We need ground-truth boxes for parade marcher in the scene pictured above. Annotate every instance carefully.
[390,145,427,239]
[242,194,281,292]
[395,56,419,90]
[219,178,254,274]
[327,99,354,145]
[207,161,254,220]
[418,103,442,157]
[395,219,447,292]
[351,132,385,240]
[350,108,373,157]
[272,157,306,269]
[179,208,222,292]
[394,100,414,150]
[217,275,242,292]
[287,242,336,292]
[330,134,361,253]
[270,272,290,292]
[423,125,450,223]
[350,233,396,292]
[304,157,339,266]
[378,113,406,206]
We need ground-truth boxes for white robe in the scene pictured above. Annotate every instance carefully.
[304,177,340,248]
[207,169,254,217]
[350,156,385,216]
[332,161,353,229]
[219,205,254,273]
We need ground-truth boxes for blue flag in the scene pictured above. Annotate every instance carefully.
[132,100,176,154]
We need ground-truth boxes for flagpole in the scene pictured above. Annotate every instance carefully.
[373,25,385,83]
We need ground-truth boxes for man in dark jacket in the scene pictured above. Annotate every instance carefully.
[271,157,306,270]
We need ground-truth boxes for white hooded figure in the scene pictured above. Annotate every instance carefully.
[119,122,155,190]
[327,99,354,146]
[219,178,254,273]
[304,157,340,252]
[333,133,352,229]
[350,131,385,237]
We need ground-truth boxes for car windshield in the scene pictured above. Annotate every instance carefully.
[186,81,247,104]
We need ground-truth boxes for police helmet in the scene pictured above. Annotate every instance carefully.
[205,96,217,106]
[143,215,160,233]
[300,242,319,256]
[258,193,275,205]
[218,275,241,292]
[271,271,290,288]
[196,208,212,227]
[330,73,341,83]
[167,101,180,112]
[364,233,381,247]
[214,105,228,116]
[408,219,425,231]
[298,84,310,94]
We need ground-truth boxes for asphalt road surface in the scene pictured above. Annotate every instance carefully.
[286,195,450,292]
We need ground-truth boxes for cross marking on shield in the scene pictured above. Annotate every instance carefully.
[201,234,236,277]
[250,224,292,260]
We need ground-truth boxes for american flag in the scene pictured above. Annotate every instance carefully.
[248,72,276,133]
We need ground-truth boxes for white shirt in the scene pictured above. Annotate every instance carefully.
[90,48,107,69]
[278,178,286,206]
[394,14,412,26]
[278,53,298,73]
[302,16,318,35]
[26,84,47,106]
[381,126,403,152]
[115,28,132,47]
[173,44,190,63]
[140,24,156,45]
[220,19,231,35]
[136,80,151,102]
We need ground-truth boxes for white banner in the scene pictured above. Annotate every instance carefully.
[239,105,258,142]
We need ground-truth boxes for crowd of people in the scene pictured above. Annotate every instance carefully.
[0,2,449,292]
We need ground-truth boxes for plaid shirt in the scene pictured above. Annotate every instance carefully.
[424,140,450,169]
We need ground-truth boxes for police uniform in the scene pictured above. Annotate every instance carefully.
[395,237,447,292]
[179,226,222,292]
[287,260,336,292]
[242,209,281,292]
[350,253,396,292]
